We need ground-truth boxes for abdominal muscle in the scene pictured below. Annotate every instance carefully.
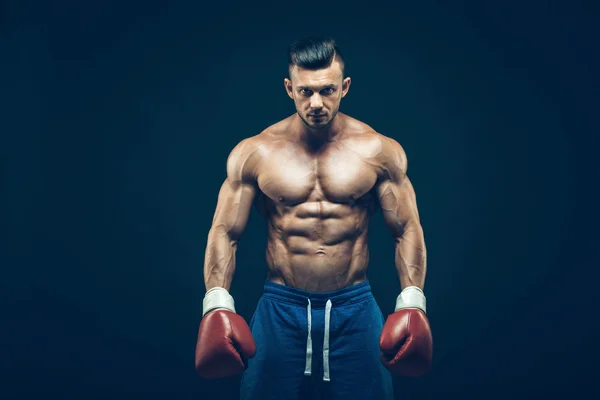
[264,201,371,292]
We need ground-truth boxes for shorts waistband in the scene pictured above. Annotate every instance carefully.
[262,280,372,308]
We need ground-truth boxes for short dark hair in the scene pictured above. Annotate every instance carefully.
[287,36,345,77]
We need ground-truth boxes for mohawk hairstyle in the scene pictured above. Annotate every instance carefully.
[287,36,345,76]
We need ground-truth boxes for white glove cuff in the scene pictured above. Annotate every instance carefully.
[395,286,426,314]
[202,287,236,317]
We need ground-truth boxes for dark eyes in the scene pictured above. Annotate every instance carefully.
[300,88,335,95]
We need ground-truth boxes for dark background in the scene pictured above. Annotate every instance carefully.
[3,0,599,398]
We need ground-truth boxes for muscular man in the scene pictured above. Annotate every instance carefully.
[195,37,433,400]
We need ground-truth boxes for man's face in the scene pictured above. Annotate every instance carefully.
[285,60,351,130]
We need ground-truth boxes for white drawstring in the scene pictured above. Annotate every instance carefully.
[304,299,313,376]
[304,298,333,382]
[323,299,332,382]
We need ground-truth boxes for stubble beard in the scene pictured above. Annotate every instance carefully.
[298,108,339,131]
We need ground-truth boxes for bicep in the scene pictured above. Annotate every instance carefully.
[376,175,421,237]
[210,137,261,240]
[211,177,257,241]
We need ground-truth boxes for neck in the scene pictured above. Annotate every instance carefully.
[294,112,343,149]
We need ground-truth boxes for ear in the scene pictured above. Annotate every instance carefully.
[341,77,351,98]
[284,78,294,99]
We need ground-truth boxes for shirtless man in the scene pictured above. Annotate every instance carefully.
[195,37,433,400]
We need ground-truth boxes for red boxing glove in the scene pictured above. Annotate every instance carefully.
[379,286,433,376]
[195,288,256,379]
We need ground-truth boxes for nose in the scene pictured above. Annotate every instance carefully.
[310,94,323,109]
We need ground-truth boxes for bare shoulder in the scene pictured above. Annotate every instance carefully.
[374,131,408,179]
[226,133,267,183]
[226,118,291,182]
[339,115,407,178]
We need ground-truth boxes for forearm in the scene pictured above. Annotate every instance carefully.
[394,221,427,290]
[204,224,238,291]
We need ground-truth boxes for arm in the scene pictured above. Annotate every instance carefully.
[377,138,432,377]
[375,139,427,291]
[196,139,259,379]
[204,139,258,292]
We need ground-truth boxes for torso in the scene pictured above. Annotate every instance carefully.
[250,113,387,292]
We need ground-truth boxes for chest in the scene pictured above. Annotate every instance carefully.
[257,145,379,205]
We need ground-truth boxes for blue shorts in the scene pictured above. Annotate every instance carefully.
[240,280,394,400]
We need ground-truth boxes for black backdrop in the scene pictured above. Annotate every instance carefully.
[3,0,599,398]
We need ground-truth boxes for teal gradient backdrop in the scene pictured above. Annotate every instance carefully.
[3,0,597,398]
